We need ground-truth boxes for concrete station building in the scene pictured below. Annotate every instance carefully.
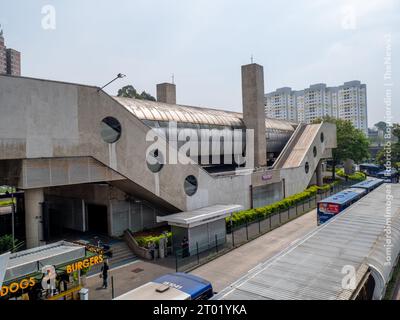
[0,63,336,249]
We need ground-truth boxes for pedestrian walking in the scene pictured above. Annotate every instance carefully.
[100,260,110,289]
[148,241,156,260]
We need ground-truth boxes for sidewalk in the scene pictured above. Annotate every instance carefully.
[85,256,175,300]
[85,208,317,299]
[190,209,318,292]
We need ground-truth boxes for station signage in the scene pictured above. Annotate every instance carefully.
[262,174,273,181]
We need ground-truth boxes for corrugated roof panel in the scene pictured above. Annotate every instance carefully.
[113,97,295,132]
[216,184,400,300]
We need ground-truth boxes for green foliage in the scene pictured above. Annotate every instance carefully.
[117,85,156,101]
[135,232,172,248]
[374,121,387,132]
[0,199,15,207]
[313,116,370,179]
[0,234,24,254]
[139,91,156,101]
[0,186,16,195]
[376,124,400,166]
[315,116,370,163]
[336,169,367,181]
[226,182,339,228]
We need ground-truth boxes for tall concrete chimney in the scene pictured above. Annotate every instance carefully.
[241,63,267,167]
[156,82,176,104]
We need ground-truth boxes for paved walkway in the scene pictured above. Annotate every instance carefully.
[85,209,317,299]
[85,257,175,300]
[191,209,318,293]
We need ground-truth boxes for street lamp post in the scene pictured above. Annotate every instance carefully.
[97,73,126,92]
[11,191,15,251]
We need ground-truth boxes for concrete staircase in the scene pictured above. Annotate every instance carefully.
[108,240,137,268]
[87,239,137,276]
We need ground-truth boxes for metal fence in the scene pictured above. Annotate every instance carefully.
[174,180,355,272]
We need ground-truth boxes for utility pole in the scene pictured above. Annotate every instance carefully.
[11,191,15,251]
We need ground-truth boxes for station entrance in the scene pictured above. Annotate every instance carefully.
[87,204,108,234]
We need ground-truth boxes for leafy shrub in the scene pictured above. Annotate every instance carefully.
[336,168,366,181]
[0,234,17,254]
[226,182,339,229]
[135,232,172,248]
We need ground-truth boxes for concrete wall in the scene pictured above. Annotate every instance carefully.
[241,64,267,167]
[156,83,176,104]
[45,183,169,237]
[0,75,336,217]
[0,75,253,212]
[252,182,283,208]
[280,123,336,196]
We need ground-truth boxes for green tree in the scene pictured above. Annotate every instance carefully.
[139,91,156,101]
[374,121,387,132]
[0,235,18,254]
[117,85,138,98]
[117,85,156,101]
[313,116,370,179]
[376,123,400,166]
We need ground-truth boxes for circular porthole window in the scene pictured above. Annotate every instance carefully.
[184,175,198,196]
[320,132,324,143]
[101,117,122,143]
[305,162,310,174]
[313,146,317,157]
[146,149,164,173]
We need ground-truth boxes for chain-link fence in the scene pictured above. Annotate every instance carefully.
[174,180,355,272]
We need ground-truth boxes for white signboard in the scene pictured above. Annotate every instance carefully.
[0,252,10,287]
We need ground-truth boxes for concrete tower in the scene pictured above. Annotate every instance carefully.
[157,82,176,104]
[0,28,6,74]
[241,63,267,167]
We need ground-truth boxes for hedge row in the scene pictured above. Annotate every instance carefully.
[135,232,172,248]
[226,182,339,229]
[336,168,366,181]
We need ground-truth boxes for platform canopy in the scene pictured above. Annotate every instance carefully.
[157,204,243,228]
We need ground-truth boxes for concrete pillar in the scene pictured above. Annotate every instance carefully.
[25,188,44,248]
[316,161,323,187]
[344,159,355,175]
[156,83,176,104]
[241,63,267,167]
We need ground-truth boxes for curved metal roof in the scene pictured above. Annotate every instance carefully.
[114,97,296,131]
[216,184,400,300]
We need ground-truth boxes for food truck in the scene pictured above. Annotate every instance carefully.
[0,241,104,300]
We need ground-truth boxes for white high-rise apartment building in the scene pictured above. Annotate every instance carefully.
[265,81,368,135]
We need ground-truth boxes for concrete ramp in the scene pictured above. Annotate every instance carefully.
[272,123,306,169]
[281,124,322,168]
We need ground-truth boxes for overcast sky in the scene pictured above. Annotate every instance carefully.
[1,0,399,126]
